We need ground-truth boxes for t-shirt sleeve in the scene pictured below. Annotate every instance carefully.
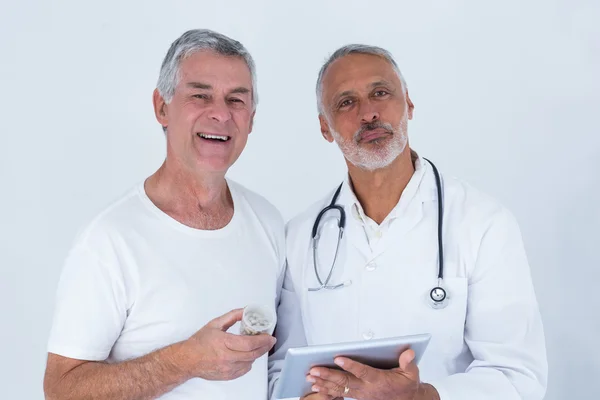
[47,239,128,361]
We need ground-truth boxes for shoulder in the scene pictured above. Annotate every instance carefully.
[228,179,284,231]
[286,188,338,239]
[56,185,145,296]
[443,175,518,230]
[70,185,145,255]
[440,174,523,271]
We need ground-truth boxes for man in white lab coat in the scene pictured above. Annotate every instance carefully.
[269,45,548,400]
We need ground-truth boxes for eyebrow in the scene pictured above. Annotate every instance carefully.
[230,87,251,95]
[369,80,394,88]
[186,82,251,95]
[187,82,212,89]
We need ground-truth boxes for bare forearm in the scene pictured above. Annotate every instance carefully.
[45,341,193,400]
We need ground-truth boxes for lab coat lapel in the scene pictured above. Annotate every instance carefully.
[394,196,426,238]
[389,165,437,250]
[344,212,372,258]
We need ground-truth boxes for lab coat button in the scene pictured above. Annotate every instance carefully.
[362,330,374,340]
[365,262,377,271]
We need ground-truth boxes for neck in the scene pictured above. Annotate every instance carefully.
[144,156,233,229]
[347,148,416,225]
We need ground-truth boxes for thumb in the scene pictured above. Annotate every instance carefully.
[399,348,415,370]
[207,308,244,331]
[397,348,419,380]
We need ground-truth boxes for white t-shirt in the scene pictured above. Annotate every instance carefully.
[47,179,286,399]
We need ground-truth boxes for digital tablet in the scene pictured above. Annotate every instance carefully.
[274,333,431,399]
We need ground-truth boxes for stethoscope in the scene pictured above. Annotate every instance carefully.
[309,158,449,309]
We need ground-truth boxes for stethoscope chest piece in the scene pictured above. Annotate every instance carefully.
[429,286,449,309]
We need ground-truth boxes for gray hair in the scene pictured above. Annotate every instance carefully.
[157,29,258,108]
[316,44,407,115]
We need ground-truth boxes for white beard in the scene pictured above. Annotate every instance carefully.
[330,115,408,171]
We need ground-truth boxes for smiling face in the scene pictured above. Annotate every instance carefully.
[319,53,414,171]
[153,50,255,174]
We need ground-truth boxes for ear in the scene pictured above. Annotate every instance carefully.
[248,110,256,134]
[406,90,415,120]
[319,114,334,143]
[153,88,169,129]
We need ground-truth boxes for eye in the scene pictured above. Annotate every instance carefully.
[192,94,209,99]
[339,99,354,108]
[228,98,244,104]
[373,90,389,97]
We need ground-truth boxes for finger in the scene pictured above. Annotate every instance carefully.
[228,343,274,362]
[307,376,355,398]
[223,361,253,380]
[334,357,379,382]
[235,362,253,378]
[309,366,356,384]
[224,333,276,353]
[207,309,244,331]
[308,368,358,395]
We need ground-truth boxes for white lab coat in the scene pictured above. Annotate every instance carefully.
[268,155,547,400]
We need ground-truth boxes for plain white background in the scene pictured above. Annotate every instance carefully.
[1,0,598,398]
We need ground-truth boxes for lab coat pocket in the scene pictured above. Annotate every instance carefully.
[301,257,356,345]
[303,288,355,345]
[418,277,469,358]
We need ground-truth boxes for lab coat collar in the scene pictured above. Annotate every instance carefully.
[337,149,434,227]
[332,150,437,258]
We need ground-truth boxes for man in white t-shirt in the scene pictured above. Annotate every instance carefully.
[43,29,285,400]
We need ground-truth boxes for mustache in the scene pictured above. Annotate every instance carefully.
[353,121,395,141]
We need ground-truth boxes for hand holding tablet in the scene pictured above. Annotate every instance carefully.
[274,333,431,399]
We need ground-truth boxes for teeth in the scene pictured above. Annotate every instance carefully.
[199,133,228,141]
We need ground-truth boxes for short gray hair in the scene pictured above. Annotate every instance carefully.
[316,44,407,115]
[157,29,258,108]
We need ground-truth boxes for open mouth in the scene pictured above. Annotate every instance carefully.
[197,133,231,142]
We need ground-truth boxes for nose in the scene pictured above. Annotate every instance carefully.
[359,102,380,124]
[207,99,232,123]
